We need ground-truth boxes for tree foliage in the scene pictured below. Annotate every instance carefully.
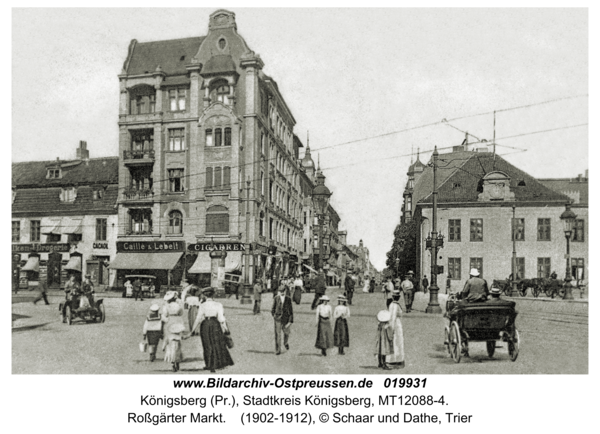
[385,219,418,279]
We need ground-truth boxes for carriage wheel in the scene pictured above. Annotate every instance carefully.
[509,329,520,361]
[486,341,496,358]
[444,326,451,355]
[97,304,106,323]
[65,305,73,326]
[449,321,461,363]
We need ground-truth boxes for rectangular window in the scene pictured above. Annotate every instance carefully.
[269,218,273,239]
[261,171,265,195]
[96,218,107,241]
[205,129,213,147]
[149,94,156,113]
[169,88,186,111]
[223,166,231,188]
[214,167,222,188]
[205,167,213,188]
[69,233,83,243]
[47,169,61,179]
[136,95,146,114]
[261,132,265,155]
[470,218,483,242]
[537,218,551,241]
[448,219,461,242]
[215,128,222,147]
[259,217,264,237]
[573,219,584,242]
[537,258,551,278]
[206,213,229,234]
[512,218,525,241]
[516,257,525,280]
[470,257,483,277]
[12,221,20,242]
[168,169,184,192]
[131,130,154,151]
[30,220,41,242]
[448,258,461,280]
[571,258,584,280]
[303,239,307,253]
[224,128,232,146]
[129,209,152,235]
[47,233,61,243]
[168,128,185,151]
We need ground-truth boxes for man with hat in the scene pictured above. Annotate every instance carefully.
[82,274,95,308]
[311,269,327,310]
[344,272,356,305]
[401,274,414,312]
[271,282,294,355]
[460,268,489,303]
[133,277,143,301]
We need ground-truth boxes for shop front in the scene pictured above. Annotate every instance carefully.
[109,241,185,293]
[12,243,71,289]
[186,242,244,293]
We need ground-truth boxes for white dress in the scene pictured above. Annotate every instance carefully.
[387,301,405,364]
[363,278,370,293]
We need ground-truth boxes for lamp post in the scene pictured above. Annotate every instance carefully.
[560,203,577,300]
[426,146,443,314]
[311,171,332,270]
[240,179,252,304]
[511,205,517,297]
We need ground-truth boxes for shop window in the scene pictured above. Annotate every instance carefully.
[47,168,61,179]
[449,219,461,241]
[96,218,107,241]
[470,257,483,278]
[169,87,186,111]
[470,218,483,242]
[205,129,213,147]
[206,205,229,234]
[47,233,62,243]
[30,220,41,242]
[168,211,183,234]
[168,169,184,192]
[537,257,551,278]
[512,218,525,241]
[12,221,20,242]
[537,218,551,241]
[129,208,152,235]
[573,219,584,242]
[168,128,185,151]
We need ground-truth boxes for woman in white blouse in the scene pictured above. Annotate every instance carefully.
[315,295,334,356]
[187,287,234,373]
[333,294,350,355]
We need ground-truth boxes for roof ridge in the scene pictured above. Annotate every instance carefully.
[12,156,119,165]
[135,36,204,45]
[420,153,475,202]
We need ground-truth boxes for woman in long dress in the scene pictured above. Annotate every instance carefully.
[161,291,185,371]
[315,295,334,356]
[387,289,405,368]
[188,287,234,373]
[333,294,350,355]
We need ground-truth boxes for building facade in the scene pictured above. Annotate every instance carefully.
[12,142,119,290]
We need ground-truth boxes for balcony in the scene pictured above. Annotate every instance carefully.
[123,149,155,166]
[122,188,154,203]
[125,225,154,236]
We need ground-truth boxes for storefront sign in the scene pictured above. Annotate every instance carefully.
[93,242,109,249]
[116,241,185,252]
[188,242,247,252]
[12,243,70,253]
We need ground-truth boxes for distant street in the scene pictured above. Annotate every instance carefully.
[12,288,587,375]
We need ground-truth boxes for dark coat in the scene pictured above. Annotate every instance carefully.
[314,274,327,295]
[344,275,355,291]
[462,277,489,302]
[271,294,294,325]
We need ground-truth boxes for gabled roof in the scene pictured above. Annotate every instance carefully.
[125,37,204,76]
[12,157,119,188]
[537,178,588,205]
[414,151,569,205]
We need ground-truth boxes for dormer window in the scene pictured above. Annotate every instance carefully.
[61,187,77,203]
[47,169,61,179]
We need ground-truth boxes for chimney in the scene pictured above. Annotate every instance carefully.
[76,140,90,160]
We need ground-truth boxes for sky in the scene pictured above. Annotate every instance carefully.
[11,8,588,270]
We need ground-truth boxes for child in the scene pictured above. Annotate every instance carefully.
[165,323,185,372]
[142,304,163,362]
[333,294,350,355]
[375,310,394,370]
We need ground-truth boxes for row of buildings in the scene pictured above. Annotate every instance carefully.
[397,139,588,292]
[11,10,375,291]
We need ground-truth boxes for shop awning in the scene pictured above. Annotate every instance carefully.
[41,217,62,234]
[303,263,317,273]
[108,252,182,270]
[60,218,83,234]
[225,251,242,273]
[21,256,39,272]
[63,255,82,272]
[188,254,211,274]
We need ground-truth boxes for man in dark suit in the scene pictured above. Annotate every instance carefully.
[311,269,327,310]
[344,273,356,305]
[271,284,294,355]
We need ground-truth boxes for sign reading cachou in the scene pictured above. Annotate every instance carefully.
[116,241,185,252]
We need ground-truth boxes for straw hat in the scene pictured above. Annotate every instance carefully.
[149,304,160,311]
[377,310,391,322]
[319,295,330,301]
[163,291,177,301]
[169,323,185,334]
[490,287,502,295]
[469,268,480,277]
[408,270,414,275]
[337,294,347,301]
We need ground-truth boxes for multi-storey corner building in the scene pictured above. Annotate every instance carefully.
[12,142,119,290]
[113,10,313,286]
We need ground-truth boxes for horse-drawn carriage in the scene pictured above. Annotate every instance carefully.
[492,277,565,298]
[123,275,157,299]
[444,293,519,363]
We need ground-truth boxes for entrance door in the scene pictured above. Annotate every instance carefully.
[47,252,62,288]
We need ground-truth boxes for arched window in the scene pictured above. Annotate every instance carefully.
[206,205,229,234]
[210,80,230,104]
[168,211,183,234]
[129,85,156,115]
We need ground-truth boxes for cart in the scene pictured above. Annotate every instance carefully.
[123,275,157,298]
[59,296,105,325]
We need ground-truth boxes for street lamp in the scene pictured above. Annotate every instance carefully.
[426,146,442,314]
[311,171,332,270]
[560,203,577,300]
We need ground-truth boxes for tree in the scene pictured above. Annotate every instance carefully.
[385,219,417,279]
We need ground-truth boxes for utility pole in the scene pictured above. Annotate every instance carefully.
[511,205,517,296]
[241,178,252,304]
[426,146,442,314]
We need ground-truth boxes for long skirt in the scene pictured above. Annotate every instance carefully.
[146,330,162,346]
[200,317,234,371]
[315,316,334,349]
[293,286,302,305]
[333,317,349,348]
[387,322,405,364]
[188,305,199,336]
[164,339,182,363]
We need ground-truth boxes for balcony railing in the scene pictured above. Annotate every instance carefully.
[125,223,153,236]
[123,149,155,161]
[122,188,154,201]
